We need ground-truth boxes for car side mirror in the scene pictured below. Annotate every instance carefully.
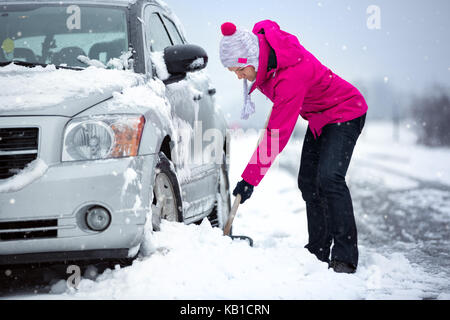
[163,44,208,84]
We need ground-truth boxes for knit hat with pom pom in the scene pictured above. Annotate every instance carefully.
[220,22,259,71]
[219,22,260,120]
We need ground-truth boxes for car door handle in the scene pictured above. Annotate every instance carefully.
[208,88,216,96]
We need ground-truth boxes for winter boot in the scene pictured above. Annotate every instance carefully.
[329,260,357,274]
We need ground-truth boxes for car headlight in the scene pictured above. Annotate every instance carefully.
[62,115,145,161]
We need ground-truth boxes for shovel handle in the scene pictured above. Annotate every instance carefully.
[223,194,241,236]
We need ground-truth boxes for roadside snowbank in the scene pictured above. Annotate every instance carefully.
[52,216,444,299]
[353,121,450,187]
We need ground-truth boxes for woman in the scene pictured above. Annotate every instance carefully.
[219,21,368,274]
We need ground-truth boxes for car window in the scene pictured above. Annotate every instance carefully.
[162,16,184,45]
[0,5,128,68]
[147,13,172,52]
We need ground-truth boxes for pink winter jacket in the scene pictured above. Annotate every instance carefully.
[241,20,368,187]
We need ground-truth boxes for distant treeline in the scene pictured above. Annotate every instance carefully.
[411,85,450,147]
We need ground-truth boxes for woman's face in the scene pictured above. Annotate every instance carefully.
[228,66,257,82]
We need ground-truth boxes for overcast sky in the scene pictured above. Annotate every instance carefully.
[166,0,449,125]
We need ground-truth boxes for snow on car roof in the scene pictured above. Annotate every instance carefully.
[153,0,187,40]
[0,0,135,4]
[0,0,155,7]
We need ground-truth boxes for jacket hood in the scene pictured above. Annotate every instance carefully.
[252,20,304,70]
[0,64,141,117]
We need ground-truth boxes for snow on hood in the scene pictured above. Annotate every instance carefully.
[0,64,143,117]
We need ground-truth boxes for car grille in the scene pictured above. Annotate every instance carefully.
[0,128,39,180]
[0,219,58,241]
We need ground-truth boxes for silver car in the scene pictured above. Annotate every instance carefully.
[0,0,231,266]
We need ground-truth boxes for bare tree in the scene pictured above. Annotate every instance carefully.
[411,84,450,147]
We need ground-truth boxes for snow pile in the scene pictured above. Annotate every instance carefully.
[0,159,48,193]
[107,78,170,117]
[54,219,444,300]
[106,49,134,70]
[0,64,142,112]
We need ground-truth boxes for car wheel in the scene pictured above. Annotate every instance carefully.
[151,152,183,231]
[208,153,231,232]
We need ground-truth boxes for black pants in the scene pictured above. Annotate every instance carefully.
[298,113,366,268]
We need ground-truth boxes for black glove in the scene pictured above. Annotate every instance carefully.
[233,179,254,204]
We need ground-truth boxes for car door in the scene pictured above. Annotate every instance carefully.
[143,5,217,222]
[160,14,221,216]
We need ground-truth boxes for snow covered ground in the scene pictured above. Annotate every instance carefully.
[2,120,449,300]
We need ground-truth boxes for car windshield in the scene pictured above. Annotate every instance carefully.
[0,4,129,68]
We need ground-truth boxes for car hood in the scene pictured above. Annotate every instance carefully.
[0,63,142,117]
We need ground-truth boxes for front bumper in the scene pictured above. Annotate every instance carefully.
[0,249,130,266]
[0,154,157,265]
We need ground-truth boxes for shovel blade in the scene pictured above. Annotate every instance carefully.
[229,235,254,247]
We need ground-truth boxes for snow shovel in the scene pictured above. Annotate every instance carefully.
[222,111,268,247]
[223,194,254,247]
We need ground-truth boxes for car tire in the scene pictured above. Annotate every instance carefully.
[151,152,183,231]
[208,153,231,232]
[115,152,184,266]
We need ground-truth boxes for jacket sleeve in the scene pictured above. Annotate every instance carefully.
[241,79,307,187]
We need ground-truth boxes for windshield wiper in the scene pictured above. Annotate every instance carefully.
[0,60,85,71]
